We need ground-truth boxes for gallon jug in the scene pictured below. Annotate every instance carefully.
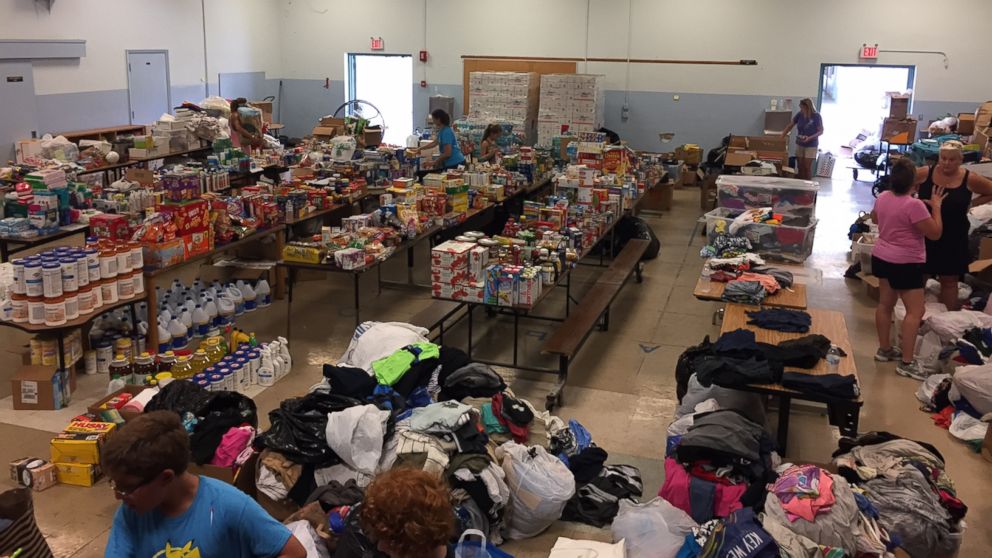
[192,304,210,338]
[255,279,271,307]
[168,318,189,350]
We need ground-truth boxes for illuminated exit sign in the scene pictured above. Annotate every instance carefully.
[370,37,384,51]
[860,43,879,60]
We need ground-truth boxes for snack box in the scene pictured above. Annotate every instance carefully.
[432,240,474,269]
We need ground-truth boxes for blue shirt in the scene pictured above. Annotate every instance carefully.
[437,126,465,168]
[105,476,292,558]
[793,112,822,147]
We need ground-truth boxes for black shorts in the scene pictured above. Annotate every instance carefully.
[872,256,925,290]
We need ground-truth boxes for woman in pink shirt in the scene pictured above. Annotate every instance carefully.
[871,159,944,380]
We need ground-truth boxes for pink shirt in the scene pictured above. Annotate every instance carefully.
[872,191,931,264]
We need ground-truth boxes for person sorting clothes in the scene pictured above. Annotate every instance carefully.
[102,411,306,558]
[872,159,945,380]
[914,140,992,310]
[360,468,455,558]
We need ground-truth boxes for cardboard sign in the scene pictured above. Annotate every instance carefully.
[126,168,155,185]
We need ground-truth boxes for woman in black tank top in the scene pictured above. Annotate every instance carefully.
[915,142,992,309]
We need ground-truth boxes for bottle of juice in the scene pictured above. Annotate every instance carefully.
[171,355,195,380]
[190,349,210,375]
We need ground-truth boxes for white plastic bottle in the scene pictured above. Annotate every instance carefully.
[180,309,193,330]
[169,318,189,350]
[204,296,219,325]
[255,279,271,308]
[107,375,126,395]
[217,297,235,325]
[240,282,257,312]
[157,320,172,354]
[192,304,210,338]
[277,336,292,372]
[227,286,245,316]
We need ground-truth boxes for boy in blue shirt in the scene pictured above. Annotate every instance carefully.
[102,411,306,558]
[415,109,466,170]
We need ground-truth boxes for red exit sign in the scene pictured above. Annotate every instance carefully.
[370,37,384,51]
[861,43,879,59]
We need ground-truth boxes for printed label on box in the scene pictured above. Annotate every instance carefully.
[21,381,38,404]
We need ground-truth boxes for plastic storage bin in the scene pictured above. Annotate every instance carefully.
[853,235,876,275]
[716,175,819,223]
[705,207,818,263]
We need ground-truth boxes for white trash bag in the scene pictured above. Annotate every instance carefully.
[550,537,626,558]
[612,497,698,558]
[498,442,575,540]
[324,404,389,476]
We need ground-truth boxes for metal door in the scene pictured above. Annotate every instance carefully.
[0,61,38,162]
[126,50,171,125]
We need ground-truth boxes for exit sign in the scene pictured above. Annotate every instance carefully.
[370,37,384,51]
[860,43,879,59]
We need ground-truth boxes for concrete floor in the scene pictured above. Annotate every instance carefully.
[1,173,990,557]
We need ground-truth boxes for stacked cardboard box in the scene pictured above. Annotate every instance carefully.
[468,72,540,143]
[150,108,199,155]
[431,240,488,303]
[537,74,606,147]
[50,420,115,487]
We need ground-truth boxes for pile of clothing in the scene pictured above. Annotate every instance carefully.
[248,320,642,554]
[143,380,258,467]
[917,363,992,450]
[702,252,796,305]
[700,234,754,259]
[832,432,966,558]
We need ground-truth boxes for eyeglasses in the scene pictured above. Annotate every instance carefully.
[109,476,156,498]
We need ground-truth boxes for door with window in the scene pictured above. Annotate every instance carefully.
[127,50,172,125]
[346,54,413,145]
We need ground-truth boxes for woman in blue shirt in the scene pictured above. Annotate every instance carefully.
[416,109,466,170]
[780,98,824,180]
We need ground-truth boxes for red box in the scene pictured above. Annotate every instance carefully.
[157,200,210,234]
[182,231,212,259]
[88,214,130,241]
[431,240,474,268]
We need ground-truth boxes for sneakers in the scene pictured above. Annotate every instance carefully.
[874,347,902,362]
[895,360,928,381]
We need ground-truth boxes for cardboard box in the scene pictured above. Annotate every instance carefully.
[725,150,757,167]
[700,174,718,211]
[675,145,703,165]
[88,385,146,423]
[11,365,67,411]
[319,116,346,128]
[983,422,992,463]
[50,423,115,465]
[888,94,910,119]
[681,167,699,187]
[311,126,337,138]
[142,237,185,270]
[182,231,212,259]
[15,139,44,163]
[54,462,101,487]
[957,113,976,136]
[157,199,210,234]
[976,100,992,130]
[10,458,58,491]
[880,118,917,144]
[188,452,257,498]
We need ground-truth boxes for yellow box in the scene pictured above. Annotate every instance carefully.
[54,462,101,487]
[64,421,116,436]
[50,431,108,465]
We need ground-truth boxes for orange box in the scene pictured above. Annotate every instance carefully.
[157,200,210,234]
[182,231,212,259]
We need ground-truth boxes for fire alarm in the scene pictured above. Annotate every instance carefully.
[420,80,427,88]
[419,50,428,62]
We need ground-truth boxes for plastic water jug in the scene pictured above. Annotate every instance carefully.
[157,321,172,354]
[168,318,189,350]
[217,297,235,325]
[192,305,210,338]
[180,309,192,330]
[255,279,271,307]
[240,282,257,312]
[227,287,245,316]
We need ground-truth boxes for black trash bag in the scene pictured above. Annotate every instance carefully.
[676,336,714,402]
[143,379,214,417]
[256,392,364,466]
[602,216,660,260]
[333,502,389,558]
[189,391,258,465]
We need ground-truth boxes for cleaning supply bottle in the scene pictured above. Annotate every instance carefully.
[107,374,126,395]
[240,282,257,312]
[180,308,192,331]
[277,336,292,372]
[255,278,271,307]
[192,304,209,338]
[227,286,245,316]
[156,319,172,354]
[217,296,235,325]
[204,296,219,325]
[168,317,189,350]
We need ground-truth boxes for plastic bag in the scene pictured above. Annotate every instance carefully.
[915,331,946,374]
[39,134,79,162]
[144,379,213,416]
[550,537,625,558]
[189,391,258,465]
[498,442,576,540]
[258,392,364,465]
[916,374,951,407]
[200,95,232,118]
[325,404,390,475]
[287,519,331,558]
[612,498,697,558]
[455,529,515,558]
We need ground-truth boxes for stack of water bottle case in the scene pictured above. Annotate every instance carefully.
[704,175,820,263]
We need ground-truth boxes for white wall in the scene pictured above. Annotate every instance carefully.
[277,0,991,104]
[204,0,283,81]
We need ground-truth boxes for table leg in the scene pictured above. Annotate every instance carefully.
[145,276,159,352]
[565,272,571,318]
[273,231,286,301]
[0,241,8,263]
[777,396,792,455]
[512,311,519,367]
[286,266,295,341]
[407,244,415,285]
[467,304,474,359]
[351,273,362,327]
[56,330,65,371]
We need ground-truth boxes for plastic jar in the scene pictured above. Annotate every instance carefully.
[41,261,63,298]
[129,241,144,270]
[101,278,119,304]
[117,273,135,300]
[44,295,66,327]
[115,337,133,363]
[171,355,194,380]
[109,354,133,384]
[10,293,28,323]
[157,351,177,373]
[219,367,234,391]
[92,279,105,310]
[208,373,224,391]
[74,253,89,288]
[23,261,43,297]
[99,249,118,279]
[85,249,101,282]
[11,259,26,295]
[131,270,145,295]
[64,291,79,320]
[95,341,113,374]
[77,284,95,315]
[27,296,45,325]
[60,258,78,293]
[230,361,246,390]
[134,352,156,381]
[116,243,132,275]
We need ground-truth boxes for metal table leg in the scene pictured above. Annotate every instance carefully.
[512,311,519,367]
[353,273,361,327]
[777,396,792,455]
[467,304,474,359]
[0,241,9,263]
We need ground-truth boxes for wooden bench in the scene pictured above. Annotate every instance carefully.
[540,239,650,410]
[410,300,464,344]
[720,303,863,455]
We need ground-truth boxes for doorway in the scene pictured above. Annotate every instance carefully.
[126,50,172,125]
[817,64,915,156]
[346,53,413,145]
[0,61,38,162]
